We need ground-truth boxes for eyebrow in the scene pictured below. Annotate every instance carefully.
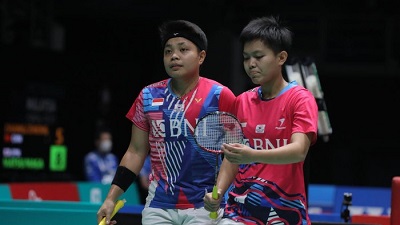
[165,41,188,48]
[243,50,263,55]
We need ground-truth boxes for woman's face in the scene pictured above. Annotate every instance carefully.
[163,37,205,79]
[242,39,285,85]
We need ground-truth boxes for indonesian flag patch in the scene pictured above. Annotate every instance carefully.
[152,98,164,106]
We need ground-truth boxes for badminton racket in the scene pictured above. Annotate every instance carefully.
[194,111,243,219]
[99,199,126,225]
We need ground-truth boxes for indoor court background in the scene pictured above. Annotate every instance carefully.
[0,0,399,224]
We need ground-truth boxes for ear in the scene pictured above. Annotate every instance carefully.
[277,51,288,66]
[198,50,206,65]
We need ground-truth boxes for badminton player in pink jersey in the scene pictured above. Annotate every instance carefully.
[96,20,236,225]
[204,15,318,225]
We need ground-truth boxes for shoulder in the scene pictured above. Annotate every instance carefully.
[237,87,259,99]
[199,77,234,95]
[144,78,169,88]
[284,85,318,111]
[287,85,314,99]
[199,77,225,88]
[134,79,169,100]
[108,153,118,159]
[106,153,118,161]
[85,151,98,161]
[143,79,169,90]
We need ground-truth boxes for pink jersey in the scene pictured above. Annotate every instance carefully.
[126,77,235,209]
[225,81,318,225]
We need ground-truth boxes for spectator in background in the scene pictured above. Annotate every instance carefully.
[84,128,119,184]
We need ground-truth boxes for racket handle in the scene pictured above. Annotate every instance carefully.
[99,199,126,225]
[209,185,219,219]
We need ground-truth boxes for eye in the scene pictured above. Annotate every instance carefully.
[164,49,172,55]
[180,48,188,52]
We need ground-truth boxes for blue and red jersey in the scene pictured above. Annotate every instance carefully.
[126,77,235,209]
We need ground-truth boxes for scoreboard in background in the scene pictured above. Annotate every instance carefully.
[2,123,67,172]
[1,82,72,182]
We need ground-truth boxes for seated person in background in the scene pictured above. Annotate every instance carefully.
[84,128,119,184]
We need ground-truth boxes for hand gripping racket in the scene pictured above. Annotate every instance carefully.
[99,199,126,225]
[194,111,243,219]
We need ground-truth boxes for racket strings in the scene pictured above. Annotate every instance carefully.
[195,114,243,153]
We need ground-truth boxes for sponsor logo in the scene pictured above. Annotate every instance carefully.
[174,103,184,112]
[275,118,286,130]
[255,124,265,133]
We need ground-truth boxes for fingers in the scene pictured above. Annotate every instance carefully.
[223,143,238,156]
[223,143,239,153]
[97,210,105,224]
[97,213,110,225]
[98,215,116,225]
[203,192,221,212]
[97,201,115,225]
[223,145,241,164]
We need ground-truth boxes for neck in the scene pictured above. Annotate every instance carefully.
[261,79,288,100]
[171,76,200,98]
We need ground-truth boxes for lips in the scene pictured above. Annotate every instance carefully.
[170,64,182,69]
[249,71,259,76]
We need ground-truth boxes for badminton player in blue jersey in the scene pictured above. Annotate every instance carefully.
[97,20,236,225]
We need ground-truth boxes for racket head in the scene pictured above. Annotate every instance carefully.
[194,111,243,154]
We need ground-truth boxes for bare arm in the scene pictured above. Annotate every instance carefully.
[216,157,238,195]
[223,132,313,165]
[119,124,150,175]
[203,157,238,212]
[97,124,149,224]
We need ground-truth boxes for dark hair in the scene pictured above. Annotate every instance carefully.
[239,15,292,54]
[159,20,208,51]
[94,127,112,140]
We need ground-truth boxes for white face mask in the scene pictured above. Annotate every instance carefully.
[99,139,112,153]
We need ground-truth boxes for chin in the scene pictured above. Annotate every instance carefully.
[168,71,183,78]
[251,78,262,85]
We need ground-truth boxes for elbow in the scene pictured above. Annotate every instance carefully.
[295,148,309,162]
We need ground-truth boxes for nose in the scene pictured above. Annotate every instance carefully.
[248,58,256,69]
[170,51,179,60]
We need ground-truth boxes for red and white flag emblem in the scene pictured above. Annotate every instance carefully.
[152,98,164,106]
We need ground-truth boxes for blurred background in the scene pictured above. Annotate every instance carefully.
[1,0,399,188]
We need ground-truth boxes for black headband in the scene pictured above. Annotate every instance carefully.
[163,32,206,51]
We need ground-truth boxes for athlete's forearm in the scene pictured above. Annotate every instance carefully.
[105,184,125,202]
[255,133,311,164]
[119,148,146,176]
[216,158,238,195]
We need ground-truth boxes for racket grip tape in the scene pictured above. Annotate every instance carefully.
[209,185,219,219]
[99,199,126,225]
